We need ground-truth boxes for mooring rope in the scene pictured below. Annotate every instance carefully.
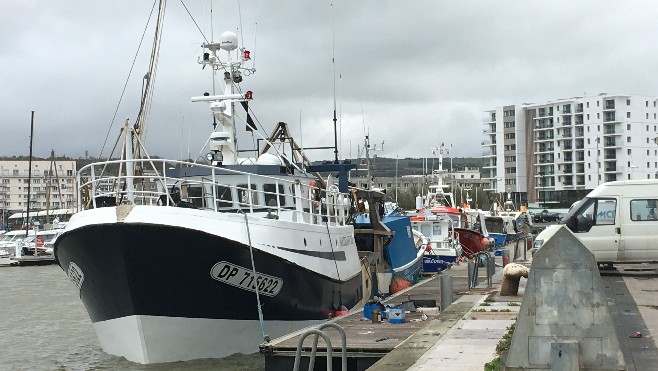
[241,211,269,342]
[324,213,344,308]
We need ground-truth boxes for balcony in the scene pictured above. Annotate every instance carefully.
[481,151,496,157]
[604,100,615,110]
[604,113,616,122]
[563,143,573,150]
[537,134,555,141]
[576,104,584,113]
[537,108,553,117]
[575,129,584,137]
[604,165,624,173]
[562,117,572,125]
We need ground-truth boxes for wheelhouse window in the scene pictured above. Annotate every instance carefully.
[237,184,258,207]
[567,198,617,232]
[215,185,233,208]
[263,183,285,207]
[630,199,658,221]
[187,186,204,208]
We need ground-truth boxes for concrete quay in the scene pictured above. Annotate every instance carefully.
[371,256,658,370]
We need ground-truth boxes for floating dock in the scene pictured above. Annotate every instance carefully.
[260,264,490,371]
[10,255,56,266]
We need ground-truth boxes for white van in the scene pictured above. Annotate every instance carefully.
[534,179,658,265]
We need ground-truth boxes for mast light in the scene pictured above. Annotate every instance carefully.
[245,91,253,100]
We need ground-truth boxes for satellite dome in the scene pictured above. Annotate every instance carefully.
[219,31,238,51]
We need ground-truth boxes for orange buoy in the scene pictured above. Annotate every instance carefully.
[481,237,490,246]
[389,276,412,295]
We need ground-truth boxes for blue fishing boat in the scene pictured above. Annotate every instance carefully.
[353,214,424,285]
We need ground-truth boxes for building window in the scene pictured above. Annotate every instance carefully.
[647,113,650,119]
[627,99,631,105]
[627,112,631,118]
[12,170,18,176]
[628,149,632,155]
[587,114,590,120]
[597,113,600,119]
[627,137,631,143]
[587,102,590,108]
[627,124,631,130]
[647,101,649,107]
[597,101,600,107]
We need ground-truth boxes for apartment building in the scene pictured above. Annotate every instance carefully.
[483,94,658,207]
[0,160,77,221]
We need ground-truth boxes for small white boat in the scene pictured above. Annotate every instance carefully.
[0,248,13,266]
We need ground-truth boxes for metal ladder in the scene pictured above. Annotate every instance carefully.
[468,251,495,289]
[292,323,347,371]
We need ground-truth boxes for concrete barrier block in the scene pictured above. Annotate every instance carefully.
[505,226,625,370]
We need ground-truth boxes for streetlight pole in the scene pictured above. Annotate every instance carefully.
[538,171,546,208]
[596,136,600,185]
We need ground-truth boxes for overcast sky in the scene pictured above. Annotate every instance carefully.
[2,1,658,162]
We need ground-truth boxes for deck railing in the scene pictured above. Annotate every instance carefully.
[77,159,353,226]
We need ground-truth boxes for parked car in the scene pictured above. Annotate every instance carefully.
[532,210,561,223]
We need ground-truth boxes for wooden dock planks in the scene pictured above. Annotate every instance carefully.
[261,263,489,370]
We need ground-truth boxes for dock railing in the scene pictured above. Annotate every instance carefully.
[293,323,347,371]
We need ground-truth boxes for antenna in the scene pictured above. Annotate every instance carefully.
[331,3,338,163]
[238,0,245,47]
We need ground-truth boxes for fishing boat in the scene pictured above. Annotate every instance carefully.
[410,212,462,272]
[54,21,363,363]
[353,213,424,286]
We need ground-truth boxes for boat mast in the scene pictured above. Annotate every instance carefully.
[195,31,254,166]
[26,111,35,237]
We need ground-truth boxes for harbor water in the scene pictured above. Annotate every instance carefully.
[0,265,264,371]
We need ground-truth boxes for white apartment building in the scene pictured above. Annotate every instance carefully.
[0,160,77,221]
[483,94,658,207]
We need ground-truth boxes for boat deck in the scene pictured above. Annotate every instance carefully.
[260,264,490,371]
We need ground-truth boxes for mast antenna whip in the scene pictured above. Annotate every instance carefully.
[331,3,338,163]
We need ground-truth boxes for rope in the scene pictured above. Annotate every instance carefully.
[99,0,159,159]
[241,211,269,342]
[324,217,344,307]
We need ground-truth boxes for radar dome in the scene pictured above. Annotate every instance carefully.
[219,31,238,51]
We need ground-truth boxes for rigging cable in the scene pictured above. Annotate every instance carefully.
[180,0,210,43]
[240,210,270,343]
[135,0,167,142]
[99,0,159,159]
[324,207,345,310]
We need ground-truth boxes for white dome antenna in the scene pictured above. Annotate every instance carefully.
[219,31,238,51]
